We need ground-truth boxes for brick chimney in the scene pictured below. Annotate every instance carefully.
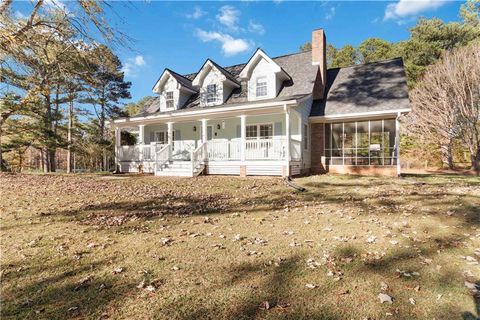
[312,29,327,100]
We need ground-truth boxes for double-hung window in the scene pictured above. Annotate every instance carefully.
[255,76,268,97]
[206,84,217,103]
[246,124,273,139]
[165,91,174,109]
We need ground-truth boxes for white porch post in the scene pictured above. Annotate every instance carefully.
[285,107,291,176]
[167,122,174,161]
[396,112,401,177]
[240,115,246,161]
[138,124,145,161]
[115,127,121,171]
[167,122,173,145]
[201,119,208,143]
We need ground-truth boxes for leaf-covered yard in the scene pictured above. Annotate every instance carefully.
[1,173,479,319]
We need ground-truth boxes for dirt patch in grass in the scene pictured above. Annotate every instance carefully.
[0,173,479,319]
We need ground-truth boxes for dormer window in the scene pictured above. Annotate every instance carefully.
[256,76,268,97]
[165,91,174,109]
[206,84,217,103]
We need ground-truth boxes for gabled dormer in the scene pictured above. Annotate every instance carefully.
[239,49,291,101]
[192,59,240,107]
[152,69,197,112]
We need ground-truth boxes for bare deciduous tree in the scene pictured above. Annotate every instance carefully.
[410,43,480,172]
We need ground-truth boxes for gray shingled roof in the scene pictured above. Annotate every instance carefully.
[140,50,318,116]
[310,58,410,117]
[165,69,197,92]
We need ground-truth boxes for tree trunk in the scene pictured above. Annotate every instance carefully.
[471,148,480,176]
[440,142,454,170]
[67,96,73,173]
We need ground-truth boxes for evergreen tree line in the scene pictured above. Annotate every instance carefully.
[0,1,134,173]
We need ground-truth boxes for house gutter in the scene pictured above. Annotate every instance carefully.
[309,108,411,123]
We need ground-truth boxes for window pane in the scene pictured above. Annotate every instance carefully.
[370,120,383,165]
[331,123,343,158]
[383,119,396,165]
[246,125,257,138]
[256,77,268,97]
[356,121,369,165]
[259,124,272,139]
[206,84,217,103]
[166,91,174,108]
[344,122,355,165]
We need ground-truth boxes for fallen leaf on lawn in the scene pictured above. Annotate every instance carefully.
[409,298,416,305]
[113,267,123,274]
[305,283,317,289]
[259,301,270,310]
[378,293,393,304]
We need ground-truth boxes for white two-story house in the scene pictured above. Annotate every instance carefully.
[112,28,411,177]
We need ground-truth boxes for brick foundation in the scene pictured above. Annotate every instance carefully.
[239,165,246,177]
[328,165,398,177]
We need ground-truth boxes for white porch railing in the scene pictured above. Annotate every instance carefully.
[155,143,171,170]
[191,142,207,175]
[245,138,287,160]
[207,139,241,160]
[119,138,300,162]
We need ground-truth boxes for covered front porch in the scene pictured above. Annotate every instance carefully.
[114,110,305,177]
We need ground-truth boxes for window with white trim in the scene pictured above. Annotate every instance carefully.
[246,123,273,139]
[255,76,268,97]
[165,91,174,109]
[206,84,217,103]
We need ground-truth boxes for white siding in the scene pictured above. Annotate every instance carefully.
[248,58,279,101]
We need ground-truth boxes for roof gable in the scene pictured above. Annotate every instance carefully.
[152,69,197,94]
[239,48,291,81]
[192,59,240,88]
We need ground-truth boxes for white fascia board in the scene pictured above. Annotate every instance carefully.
[112,99,300,126]
[240,49,282,79]
[309,108,411,123]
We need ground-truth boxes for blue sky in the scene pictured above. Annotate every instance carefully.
[14,1,465,104]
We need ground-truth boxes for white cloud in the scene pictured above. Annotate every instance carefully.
[384,0,447,21]
[325,6,336,20]
[186,6,206,20]
[248,20,265,35]
[122,55,147,77]
[216,5,241,32]
[195,29,252,56]
[134,55,146,66]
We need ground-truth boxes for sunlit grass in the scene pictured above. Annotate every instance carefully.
[0,173,479,319]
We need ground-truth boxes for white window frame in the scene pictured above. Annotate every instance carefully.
[246,122,274,140]
[165,91,174,109]
[206,84,217,103]
[153,131,174,144]
[255,76,268,98]
[303,123,309,150]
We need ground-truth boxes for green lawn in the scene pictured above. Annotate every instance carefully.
[1,173,479,319]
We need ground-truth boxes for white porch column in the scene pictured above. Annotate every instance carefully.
[285,108,291,177]
[201,119,208,143]
[240,115,246,161]
[115,127,121,171]
[167,122,173,145]
[396,112,401,177]
[138,124,145,161]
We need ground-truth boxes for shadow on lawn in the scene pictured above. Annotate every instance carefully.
[1,257,136,319]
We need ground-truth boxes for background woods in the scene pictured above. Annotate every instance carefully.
[1,1,479,173]
[300,0,480,171]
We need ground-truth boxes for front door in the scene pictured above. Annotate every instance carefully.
[207,126,213,141]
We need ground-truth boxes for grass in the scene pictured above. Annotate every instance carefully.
[0,172,479,319]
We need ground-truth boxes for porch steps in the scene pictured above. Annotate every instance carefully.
[155,161,205,177]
